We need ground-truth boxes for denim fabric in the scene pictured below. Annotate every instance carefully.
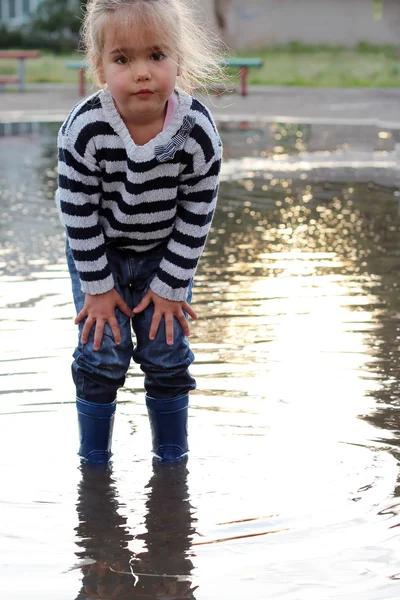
[66,242,196,403]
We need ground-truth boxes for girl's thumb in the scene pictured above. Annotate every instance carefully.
[132,302,143,314]
[132,298,149,314]
[132,291,152,314]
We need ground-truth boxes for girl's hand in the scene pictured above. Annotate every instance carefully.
[75,289,132,351]
[132,290,198,346]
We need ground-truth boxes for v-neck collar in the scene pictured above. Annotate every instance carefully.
[100,87,192,161]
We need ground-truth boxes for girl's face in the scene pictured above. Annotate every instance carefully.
[98,17,181,124]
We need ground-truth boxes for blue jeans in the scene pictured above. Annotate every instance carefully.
[66,242,196,403]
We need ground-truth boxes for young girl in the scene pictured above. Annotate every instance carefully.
[56,0,223,464]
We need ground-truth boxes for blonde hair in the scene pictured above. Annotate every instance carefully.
[82,0,226,93]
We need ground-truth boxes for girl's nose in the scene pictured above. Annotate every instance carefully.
[132,62,151,81]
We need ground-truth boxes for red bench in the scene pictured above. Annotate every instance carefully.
[0,50,40,92]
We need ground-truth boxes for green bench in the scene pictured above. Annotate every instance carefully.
[65,60,89,96]
[221,58,263,96]
[66,57,263,97]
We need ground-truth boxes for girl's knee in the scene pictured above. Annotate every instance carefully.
[144,368,196,400]
[74,330,133,381]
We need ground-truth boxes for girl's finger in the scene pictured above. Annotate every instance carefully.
[74,308,87,325]
[165,313,174,345]
[182,302,198,320]
[117,297,132,318]
[109,316,122,345]
[93,320,105,351]
[176,311,190,337]
[81,317,95,344]
[149,310,162,341]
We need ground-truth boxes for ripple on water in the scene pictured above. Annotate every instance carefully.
[1,124,400,598]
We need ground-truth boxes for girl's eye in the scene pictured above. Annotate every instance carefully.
[115,56,129,64]
[151,52,166,61]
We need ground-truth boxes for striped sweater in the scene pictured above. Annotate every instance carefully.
[56,87,222,301]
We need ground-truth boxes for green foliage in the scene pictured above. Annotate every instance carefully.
[235,41,398,58]
[0,24,75,52]
[372,0,384,20]
[0,0,88,52]
[15,0,90,52]
[31,0,86,36]
[274,41,346,54]
[355,41,397,58]
[0,25,24,49]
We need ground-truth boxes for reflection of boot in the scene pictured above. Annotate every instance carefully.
[76,398,116,464]
[74,461,197,599]
[134,461,198,598]
[146,394,189,461]
[74,464,134,600]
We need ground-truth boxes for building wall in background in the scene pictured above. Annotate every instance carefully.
[1,0,399,47]
[0,0,41,27]
[201,0,400,49]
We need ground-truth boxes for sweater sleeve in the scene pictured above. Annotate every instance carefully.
[56,128,114,295]
[149,126,222,301]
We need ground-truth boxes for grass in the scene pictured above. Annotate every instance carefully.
[1,43,400,87]
[0,51,83,83]
[231,42,400,87]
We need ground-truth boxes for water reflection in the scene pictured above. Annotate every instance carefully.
[2,120,400,598]
[0,123,64,278]
[194,177,400,461]
[218,119,396,159]
[74,464,196,599]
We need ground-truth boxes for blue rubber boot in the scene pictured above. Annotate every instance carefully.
[76,397,116,464]
[146,394,189,462]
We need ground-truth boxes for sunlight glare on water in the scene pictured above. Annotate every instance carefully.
[1,122,400,599]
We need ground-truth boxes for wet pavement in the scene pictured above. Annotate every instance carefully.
[1,83,400,126]
[1,92,400,599]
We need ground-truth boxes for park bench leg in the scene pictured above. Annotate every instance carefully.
[17,58,25,92]
[240,67,248,97]
[79,68,86,96]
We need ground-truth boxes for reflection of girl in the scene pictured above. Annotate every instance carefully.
[74,463,197,599]
[56,0,223,464]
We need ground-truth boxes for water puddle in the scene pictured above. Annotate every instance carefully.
[1,121,400,599]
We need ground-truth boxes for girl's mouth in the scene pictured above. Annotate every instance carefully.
[135,90,154,97]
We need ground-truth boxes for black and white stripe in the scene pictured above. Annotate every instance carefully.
[56,88,222,301]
